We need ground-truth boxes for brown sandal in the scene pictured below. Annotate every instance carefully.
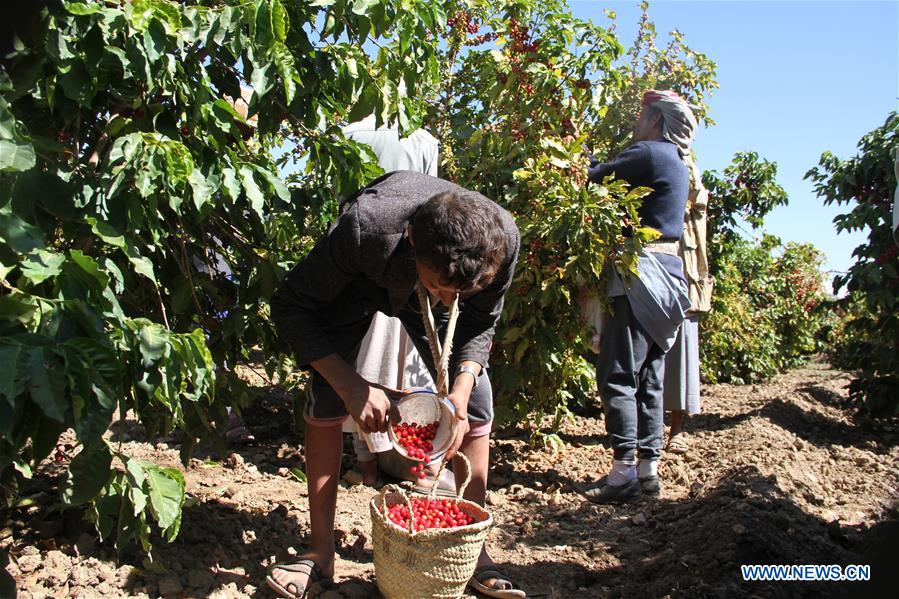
[468,566,527,598]
[265,559,331,599]
[667,433,689,454]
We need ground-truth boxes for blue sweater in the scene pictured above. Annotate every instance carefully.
[588,140,689,281]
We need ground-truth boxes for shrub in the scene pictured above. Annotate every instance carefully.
[807,112,899,416]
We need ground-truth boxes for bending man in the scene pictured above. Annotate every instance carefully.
[267,170,523,598]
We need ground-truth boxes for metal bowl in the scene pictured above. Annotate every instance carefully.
[388,389,456,462]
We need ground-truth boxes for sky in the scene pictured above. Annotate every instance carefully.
[570,0,898,279]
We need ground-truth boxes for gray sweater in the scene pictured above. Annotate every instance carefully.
[270,171,520,368]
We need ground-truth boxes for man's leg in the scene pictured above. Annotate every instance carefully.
[269,420,341,592]
[636,342,666,495]
[270,308,374,594]
[669,409,686,438]
[596,296,641,464]
[351,432,379,486]
[587,296,654,504]
[303,422,343,566]
[636,342,666,461]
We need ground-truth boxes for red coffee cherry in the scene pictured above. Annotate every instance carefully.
[384,498,476,530]
[393,421,439,460]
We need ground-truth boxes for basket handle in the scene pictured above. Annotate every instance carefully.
[416,284,460,398]
[428,451,472,499]
[378,484,419,535]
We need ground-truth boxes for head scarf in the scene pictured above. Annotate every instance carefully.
[642,89,697,157]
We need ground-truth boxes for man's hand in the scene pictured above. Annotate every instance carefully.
[444,361,480,458]
[346,382,405,434]
[309,354,404,434]
[444,391,470,459]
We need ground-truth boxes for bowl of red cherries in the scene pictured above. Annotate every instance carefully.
[388,389,456,472]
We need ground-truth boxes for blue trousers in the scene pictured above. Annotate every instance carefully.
[596,295,666,461]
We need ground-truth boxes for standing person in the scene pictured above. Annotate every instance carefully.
[341,115,443,489]
[266,171,524,599]
[582,89,696,504]
[664,155,713,455]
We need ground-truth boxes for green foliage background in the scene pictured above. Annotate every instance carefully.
[0,0,443,556]
[807,112,899,416]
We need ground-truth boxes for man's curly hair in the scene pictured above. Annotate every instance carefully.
[410,191,507,292]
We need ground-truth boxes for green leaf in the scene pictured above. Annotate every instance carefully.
[57,61,94,106]
[65,1,103,15]
[20,250,66,284]
[254,1,274,46]
[250,61,275,99]
[138,324,168,366]
[347,84,377,124]
[290,467,307,483]
[0,204,44,254]
[272,0,288,42]
[67,250,110,291]
[188,169,211,210]
[13,460,32,478]
[0,98,17,139]
[63,443,113,506]
[27,347,68,422]
[0,140,36,172]
[124,458,148,516]
[351,0,379,17]
[273,42,297,104]
[253,165,289,202]
[160,140,194,184]
[221,166,240,200]
[0,342,31,405]
[108,132,142,165]
[239,165,264,218]
[31,412,66,465]
[143,19,167,64]
[145,465,185,536]
[87,218,127,250]
[0,295,39,326]
[127,247,157,284]
[92,488,121,542]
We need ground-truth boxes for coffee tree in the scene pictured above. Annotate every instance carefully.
[699,152,829,383]
[0,0,443,556]
[423,0,718,433]
[701,235,828,384]
[807,112,899,416]
[587,0,718,161]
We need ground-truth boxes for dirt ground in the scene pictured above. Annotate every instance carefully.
[4,359,898,599]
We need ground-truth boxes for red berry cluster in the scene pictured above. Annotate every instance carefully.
[384,498,475,531]
[447,10,479,34]
[53,443,73,463]
[468,31,498,46]
[785,267,822,313]
[393,421,438,461]
[507,19,538,54]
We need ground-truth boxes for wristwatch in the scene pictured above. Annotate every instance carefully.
[455,365,479,389]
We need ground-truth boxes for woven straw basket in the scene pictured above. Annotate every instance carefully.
[369,453,493,599]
